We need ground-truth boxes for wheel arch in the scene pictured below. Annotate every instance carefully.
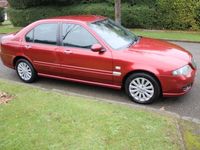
[122,70,163,95]
[14,55,38,83]
[13,56,33,68]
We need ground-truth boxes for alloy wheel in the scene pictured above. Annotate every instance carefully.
[129,77,154,102]
[17,62,32,81]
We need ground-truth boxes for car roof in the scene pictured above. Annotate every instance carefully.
[46,15,107,23]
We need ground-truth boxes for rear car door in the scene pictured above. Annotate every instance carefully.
[22,23,62,76]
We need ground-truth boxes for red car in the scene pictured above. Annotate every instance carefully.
[0,15,197,104]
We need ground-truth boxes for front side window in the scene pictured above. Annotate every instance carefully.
[62,24,98,49]
[25,23,58,45]
[89,19,138,50]
[25,30,33,42]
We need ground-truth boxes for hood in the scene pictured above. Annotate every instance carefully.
[129,37,192,62]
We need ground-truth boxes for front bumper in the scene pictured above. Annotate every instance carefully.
[159,69,197,97]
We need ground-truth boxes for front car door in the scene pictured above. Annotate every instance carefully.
[57,23,113,85]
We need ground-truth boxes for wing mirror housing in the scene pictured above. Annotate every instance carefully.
[91,44,106,53]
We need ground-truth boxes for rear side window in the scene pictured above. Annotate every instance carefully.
[25,23,58,45]
[62,24,98,49]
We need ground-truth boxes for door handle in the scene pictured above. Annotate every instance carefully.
[64,50,72,54]
[25,45,31,49]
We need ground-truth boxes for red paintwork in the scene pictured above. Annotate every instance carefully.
[50,15,107,23]
[0,15,197,96]
[91,43,103,52]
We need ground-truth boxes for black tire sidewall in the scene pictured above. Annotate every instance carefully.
[125,73,161,104]
[16,59,37,83]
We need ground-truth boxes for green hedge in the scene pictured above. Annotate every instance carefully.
[7,1,200,30]
[7,0,75,9]
[8,0,44,9]
[8,3,156,28]
[7,0,103,9]
[8,4,113,26]
[195,2,200,27]
[155,0,199,30]
[122,4,156,28]
[0,7,5,23]
[7,0,157,9]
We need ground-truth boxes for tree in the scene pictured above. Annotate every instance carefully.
[115,0,121,25]
[0,7,5,24]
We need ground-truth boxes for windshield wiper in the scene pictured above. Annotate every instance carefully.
[128,37,138,47]
[128,36,141,48]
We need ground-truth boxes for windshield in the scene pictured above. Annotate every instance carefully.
[89,19,138,50]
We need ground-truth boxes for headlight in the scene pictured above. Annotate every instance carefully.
[191,57,197,69]
[172,65,192,76]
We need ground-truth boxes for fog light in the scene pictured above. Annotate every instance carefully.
[182,83,192,92]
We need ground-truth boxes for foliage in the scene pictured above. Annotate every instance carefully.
[8,4,114,27]
[195,2,200,27]
[8,3,156,29]
[7,0,200,30]
[155,0,199,30]
[0,7,5,23]
[122,4,156,28]
[103,0,156,6]
[7,0,44,9]
[7,0,92,9]
[7,0,157,9]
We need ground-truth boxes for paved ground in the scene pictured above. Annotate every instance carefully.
[0,34,199,120]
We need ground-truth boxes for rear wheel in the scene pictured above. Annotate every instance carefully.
[125,73,161,104]
[16,59,37,83]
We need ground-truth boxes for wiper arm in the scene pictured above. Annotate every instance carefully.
[128,36,141,47]
[128,38,137,47]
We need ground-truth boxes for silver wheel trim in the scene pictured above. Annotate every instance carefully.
[17,62,32,81]
[129,77,154,102]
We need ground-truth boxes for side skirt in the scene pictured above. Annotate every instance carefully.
[38,73,121,90]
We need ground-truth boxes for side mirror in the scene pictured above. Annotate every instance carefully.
[91,44,105,53]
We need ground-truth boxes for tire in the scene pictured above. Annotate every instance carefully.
[15,59,37,83]
[125,72,161,104]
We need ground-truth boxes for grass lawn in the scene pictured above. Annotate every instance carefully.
[179,120,200,150]
[1,80,200,150]
[0,21,21,34]
[132,29,200,42]
[0,80,181,150]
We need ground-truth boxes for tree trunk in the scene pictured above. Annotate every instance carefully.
[115,0,121,25]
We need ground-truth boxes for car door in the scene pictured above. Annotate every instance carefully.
[22,23,62,76]
[57,23,113,84]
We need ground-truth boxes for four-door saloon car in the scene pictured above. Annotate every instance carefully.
[0,15,197,104]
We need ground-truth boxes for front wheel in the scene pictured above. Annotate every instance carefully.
[125,73,161,104]
[16,59,37,83]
